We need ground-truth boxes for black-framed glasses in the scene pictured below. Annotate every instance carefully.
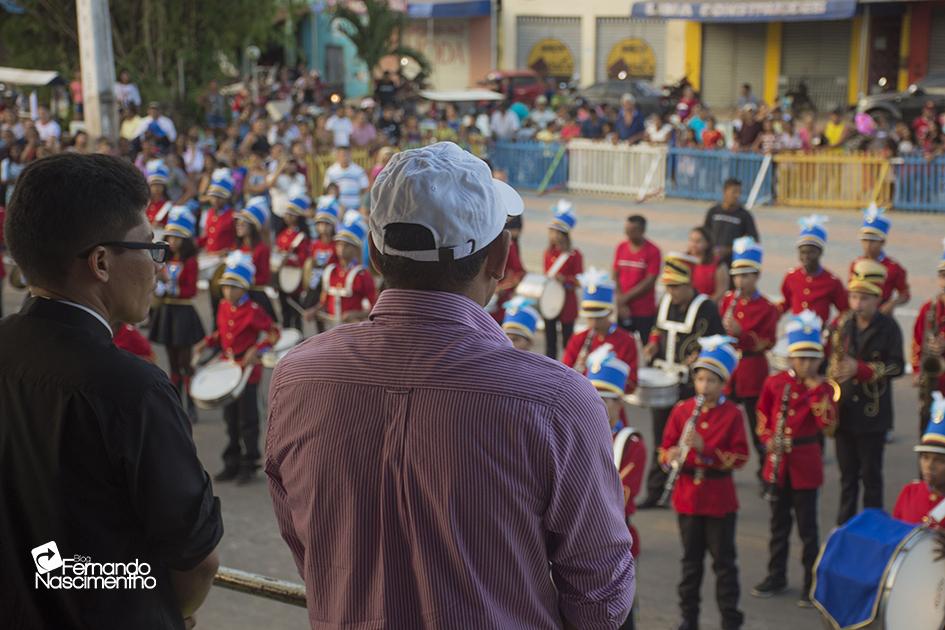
[77,241,171,263]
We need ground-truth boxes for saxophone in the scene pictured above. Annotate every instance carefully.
[826,310,853,406]
[658,394,705,506]
[919,293,945,426]
[763,383,792,502]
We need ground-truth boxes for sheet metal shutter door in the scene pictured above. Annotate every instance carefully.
[781,21,850,111]
[701,24,766,110]
[595,17,667,83]
[516,16,582,79]
[930,8,945,74]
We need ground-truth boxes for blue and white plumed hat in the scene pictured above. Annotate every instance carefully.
[549,199,576,233]
[335,210,368,248]
[731,236,763,275]
[785,309,824,359]
[587,344,630,398]
[237,196,270,231]
[207,168,235,199]
[916,392,945,456]
[692,335,739,381]
[315,195,341,225]
[219,251,255,290]
[579,267,616,318]
[797,214,829,250]
[860,203,891,241]
[164,206,197,239]
[286,194,312,217]
[146,160,169,186]
[938,237,945,272]
[502,296,540,340]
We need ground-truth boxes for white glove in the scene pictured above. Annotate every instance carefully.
[154,281,167,297]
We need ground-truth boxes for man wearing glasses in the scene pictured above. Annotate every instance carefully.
[0,153,222,630]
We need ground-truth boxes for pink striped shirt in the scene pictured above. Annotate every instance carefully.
[266,289,634,629]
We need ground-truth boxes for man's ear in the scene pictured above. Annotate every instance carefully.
[85,246,110,283]
[485,230,511,280]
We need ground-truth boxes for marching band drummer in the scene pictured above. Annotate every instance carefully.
[586,346,646,630]
[751,310,837,607]
[780,215,848,323]
[198,168,237,255]
[829,259,904,525]
[274,193,312,331]
[911,242,945,438]
[893,392,945,526]
[850,204,910,316]
[543,200,584,359]
[235,195,277,320]
[638,253,724,509]
[149,207,205,423]
[306,210,376,326]
[659,335,749,630]
[562,267,638,393]
[144,161,172,227]
[501,296,540,351]
[193,252,279,486]
[720,237,779,479]
[491,214,526,324]
[304,193,341,331]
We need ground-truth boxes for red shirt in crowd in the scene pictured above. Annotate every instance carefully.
[203,295,279,384]
[780,266,848,323]
[613,239,661,318]
[543,246,583,324]
[692,259,721,299]
[719,290,779,399]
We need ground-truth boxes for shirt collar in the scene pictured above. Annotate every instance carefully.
[48,298,113,337]
[370,289,510,346]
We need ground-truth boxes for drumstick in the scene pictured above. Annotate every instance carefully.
[286,297,307,317]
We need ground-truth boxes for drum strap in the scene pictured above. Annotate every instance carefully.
[290,232,306,252]
[656,293,708,372]
[323,264,363,298]
[154,201,172,223]
[546,251,572,279]
[613,428,639,468]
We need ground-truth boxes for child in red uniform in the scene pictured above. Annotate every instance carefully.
[236,196,276,320]
[309,210,376,326]
[721,236,779,477]
[304,193,340,327]
[144,162,172,227]
[194,252,279,485]
[543,199,583,359]
[149,207,205,422]
[587,346,646,630]
[752,310,837,607]
[501,296,540,351]
[660,335,748,630]
[850,204,909,317]
[893,392,945,527]
[780,215,847,323]
[112,322,156,363]
[911,243,945,438]
[492,214,526,324]
[274,194,311,330]
[198,169,236,254]
[562,268,638,393]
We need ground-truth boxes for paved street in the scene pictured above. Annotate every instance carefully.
[5,196,940,629]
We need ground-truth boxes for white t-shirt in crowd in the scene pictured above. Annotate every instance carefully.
[134,115,178,142]
[114,82,142,109]
[326,115,353,148]
[324,162,368,211]
[35,119,61,142]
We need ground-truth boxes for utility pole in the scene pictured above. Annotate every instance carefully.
[76,0,118,140]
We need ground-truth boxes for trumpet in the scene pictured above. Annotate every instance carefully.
[659,394,705,506]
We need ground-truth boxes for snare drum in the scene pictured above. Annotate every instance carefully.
[270,252,287,274]
[813,508,945,630]
[261,328,303,369]
[191,359,252,410]
[515,272,566,320]
[769,338,790,373]
[624,367,680,408]
[197,253,224,281]
[278,265,304,294]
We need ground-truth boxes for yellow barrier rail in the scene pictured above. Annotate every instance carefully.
[773,151,893,209]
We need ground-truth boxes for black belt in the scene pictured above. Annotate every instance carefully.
[789,434,820,446]
[680,468,732,479]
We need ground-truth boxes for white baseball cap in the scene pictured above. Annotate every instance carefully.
[369,142,524,262]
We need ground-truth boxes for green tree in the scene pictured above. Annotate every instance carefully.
[331,0,430,92]
[0,0,279,115]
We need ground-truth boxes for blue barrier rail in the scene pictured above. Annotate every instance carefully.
[892,156,945,213]
[490,141,569,191]
[665,148,773,205]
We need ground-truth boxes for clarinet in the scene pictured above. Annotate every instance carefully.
[658,394,705,507]
[763,383,793,502]
[574,329,597,374]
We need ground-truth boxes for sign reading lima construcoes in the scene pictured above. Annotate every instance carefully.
[630,0,857,22]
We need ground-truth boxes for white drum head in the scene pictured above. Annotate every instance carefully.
[638,367,679,387]
[883,530,945,630]
[279,266,303,293]
[192,361,244,402]
[270,252,287,273]
[515,273,547,302]
[273,328,302,354]
[539,280,566,320]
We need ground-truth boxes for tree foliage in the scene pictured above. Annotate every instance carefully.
[331,0,430,91]
[0,0,280,112]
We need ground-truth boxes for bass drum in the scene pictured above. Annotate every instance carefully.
[278,265,304,294]
[515,272,565,320]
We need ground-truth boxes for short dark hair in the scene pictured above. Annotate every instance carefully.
[5,153,149,287]
[723,178,742,190]
[627,214,647,231]
[371,223,496,292]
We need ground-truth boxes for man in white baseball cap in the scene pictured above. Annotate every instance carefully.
[267,141,635,629]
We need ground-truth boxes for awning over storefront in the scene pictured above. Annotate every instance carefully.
[0,67,63,87]
[630,0,856,22]
[407,0,491,18]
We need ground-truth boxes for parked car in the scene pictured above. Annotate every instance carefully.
[478,69,546,107]
[858,73,945,123]
[576,79,671,117]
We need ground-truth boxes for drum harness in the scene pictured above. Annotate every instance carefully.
[323,263,364,325]
[654,293,709,384]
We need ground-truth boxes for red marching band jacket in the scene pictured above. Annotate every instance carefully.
[203,296,280,385]
[164,256,199,299]
[755,371,837,490]
[780,266,848,323]
[542,247,583,324]
[719,290,779,399]
[145,198,172,227]
[849,254,910,305]
[893,481,944,527]
[613,427,646,558]
[199,206,236,254]
[659,397,749,517]
[492,239,526,324]
[241,241,272,288]
[562,324,639,394]
[912,297,945,395]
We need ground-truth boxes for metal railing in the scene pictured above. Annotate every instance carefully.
[567,139,666,199]
[213,566,306,607]
[665,148,773,205]
[772,150,892,209]
[490,141,568,192]
[892,156,945,213]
